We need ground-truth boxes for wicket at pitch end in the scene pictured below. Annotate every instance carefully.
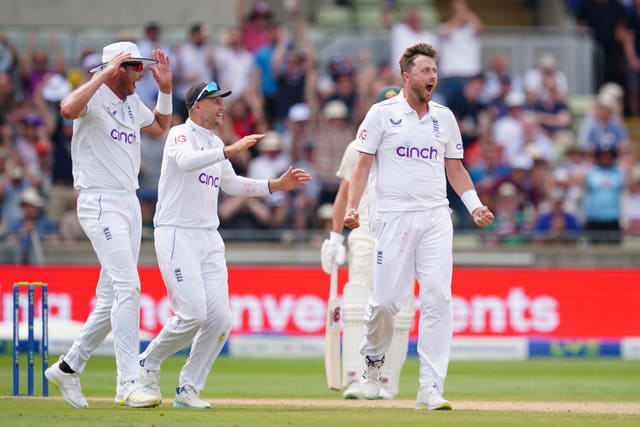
[12,282,49,397]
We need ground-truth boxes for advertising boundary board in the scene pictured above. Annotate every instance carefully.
[1,266,638,359]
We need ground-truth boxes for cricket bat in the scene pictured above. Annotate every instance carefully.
[324,263,341,391]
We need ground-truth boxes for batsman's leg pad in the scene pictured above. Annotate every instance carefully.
[380,295,415,398]
[342,281,371,388]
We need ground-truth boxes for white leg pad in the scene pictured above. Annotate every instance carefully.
[380,295,415,399]
[341,281,371,388]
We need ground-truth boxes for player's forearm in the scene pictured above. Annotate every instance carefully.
[346,155,371,211]
[60,74,106,119]
[332,180,349,233]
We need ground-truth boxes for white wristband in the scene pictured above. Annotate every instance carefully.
[329,231,344,245]
[156,91,172,115]
[461,189,483,215]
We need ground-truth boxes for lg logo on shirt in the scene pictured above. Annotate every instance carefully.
[199,172,220,188]
[110,129,136,144]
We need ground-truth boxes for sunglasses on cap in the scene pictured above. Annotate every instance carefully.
[194,81,223,104]
[122,62,144,72]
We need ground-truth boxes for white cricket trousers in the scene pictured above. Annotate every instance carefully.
[141,227,231,392]
[360,206,453,393]
[65,190,142,383]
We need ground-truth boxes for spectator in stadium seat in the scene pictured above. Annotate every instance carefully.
[492,91,528,152]
[437,0,484,105]
[523,52,568,106]
[482,182,533,246]
[532,73,572,140]
[575,0,628,92]
[4,186,59,264]
[173,23,216,121]
[532,189,581,244]
[481,51,524,107]
[582,145,625,244]
[237,0,275,54]
[137,22,174,109]
[621,164,640,236]
[20,32,66,101]
[312,100,354,205]
[382,3,439,83]
[577,91,630,153]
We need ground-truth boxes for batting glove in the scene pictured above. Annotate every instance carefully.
[321,231,346,274]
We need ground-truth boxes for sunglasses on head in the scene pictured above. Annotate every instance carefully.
[122,62,144,72]
[194,81,221,105]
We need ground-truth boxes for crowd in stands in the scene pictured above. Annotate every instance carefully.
[1,0,640,264]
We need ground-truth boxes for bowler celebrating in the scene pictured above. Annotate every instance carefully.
[344,43,494,410]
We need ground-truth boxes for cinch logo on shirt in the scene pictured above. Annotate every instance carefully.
[396,144,438,160]
[199,172,220,188]
[110,129,136,144]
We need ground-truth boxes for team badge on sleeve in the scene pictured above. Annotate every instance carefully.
[174,134,187,144]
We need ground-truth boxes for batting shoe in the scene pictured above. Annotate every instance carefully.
[360,356,385,400]
[415,386,452,411]
[342,381,364,399]
[115,379,161,408]
[378,386,396,400]
[138,361,162,402]
[174,385,212,409]
[45,355,88,409]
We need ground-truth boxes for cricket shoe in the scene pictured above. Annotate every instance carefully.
[174,385,212,409]
[415,386,452,411]
[342,381,363,399]
[45,355,88,409]
[360,356,385,400]
[115,379,161,408]
[138,360,162,402]
[378,386,396,400]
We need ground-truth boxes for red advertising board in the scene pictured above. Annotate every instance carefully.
[1,266,639,339]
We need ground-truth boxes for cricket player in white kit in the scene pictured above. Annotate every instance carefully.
[344,43,494,410]
[45,41,173,408]
[321,86,415,400]
[137,81,311,408]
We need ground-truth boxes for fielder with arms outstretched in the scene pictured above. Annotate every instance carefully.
[137,81,311,409]
[344,43,494,410]
[321,85,415,400]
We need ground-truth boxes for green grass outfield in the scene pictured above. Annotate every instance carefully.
[1,355,639,426]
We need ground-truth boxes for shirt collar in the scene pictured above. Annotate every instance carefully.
[397,89,435,117]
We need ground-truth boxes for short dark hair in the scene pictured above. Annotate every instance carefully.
[399,43,438,74]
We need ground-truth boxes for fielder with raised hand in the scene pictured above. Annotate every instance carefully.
[45,41,172,409]
[344,43,494,410]
[137,81,311,409]
[321,85,415,400]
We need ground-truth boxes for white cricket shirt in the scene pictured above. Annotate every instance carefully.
[71,85,154,191]
[154,119,270,229]
[354,90,463,213]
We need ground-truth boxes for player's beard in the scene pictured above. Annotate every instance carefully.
[410,80,431,104]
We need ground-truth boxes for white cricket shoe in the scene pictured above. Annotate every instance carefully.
[138,361,162,402]
[115,379,161,408]
[360,356,384,400]
[415,386,452,411]
[342,381,363,399]
[173,385,212,409]
[45,355,88,409]
[378,385,396,400]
